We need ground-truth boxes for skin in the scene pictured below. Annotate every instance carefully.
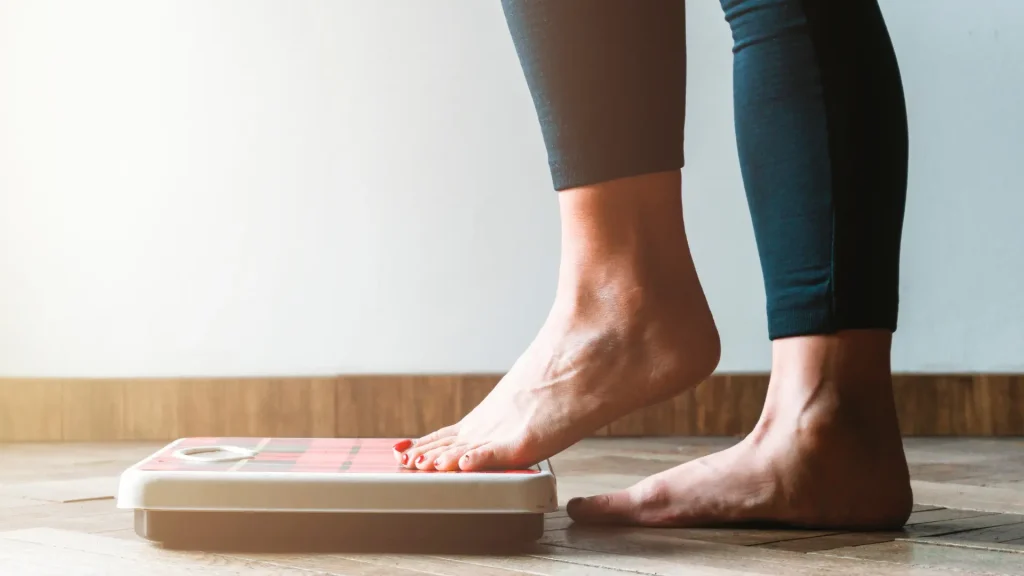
[567,331,913,529]
[393,170,912,530]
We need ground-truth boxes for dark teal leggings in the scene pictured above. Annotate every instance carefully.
[501,0,909,339]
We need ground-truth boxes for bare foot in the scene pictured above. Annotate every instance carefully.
[567,331,913,530]
[394,171,720,471]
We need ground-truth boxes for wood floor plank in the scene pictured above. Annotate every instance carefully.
[903,539,1024,555]
[820,540,1024,575]
[9,510,131,535]
[904,513,1024,539]
[546,516,574,531]
[918,519,1024,546]
[0,500,125,532]
[226,553,447,575]
[0,535,191,576]
[0,476,118,503]
[905,508,995,525]
[440,550,660,576]
[912,481,1024,515]
[758,509,1016,553]
[759,532,899,553]
[548,518,840,547]
[534,543,756,576]
[539,529,974,575]
[0,528,344,575]
[658,528,841,548]
[93,527,137,541]
[0,443,158,484]
[0,496,48,510]
[331,554,551,575]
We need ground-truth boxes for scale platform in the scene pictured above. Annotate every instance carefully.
[117,437,558,550]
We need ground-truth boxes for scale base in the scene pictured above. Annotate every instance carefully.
[135,509,544,552]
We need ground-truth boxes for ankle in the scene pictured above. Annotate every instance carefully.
[771,331,891,382]
[755,331,898,438]
[557,171,693,281]
[549,170,720,381]
[556,171,708,311]
[768,331,893,403]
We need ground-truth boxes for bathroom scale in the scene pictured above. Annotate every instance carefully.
[117,437,558,550]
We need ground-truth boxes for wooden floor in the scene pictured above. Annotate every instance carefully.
[1,438,1023,575]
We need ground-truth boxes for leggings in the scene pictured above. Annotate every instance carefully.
[501,0,909,340]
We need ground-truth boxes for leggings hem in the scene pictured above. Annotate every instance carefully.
[768,309,899,340]
[551,154,685,191]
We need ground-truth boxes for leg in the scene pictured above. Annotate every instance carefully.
[569,0,913,529]
[395,1,721,472]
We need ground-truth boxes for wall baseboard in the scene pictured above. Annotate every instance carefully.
[1,374,1021,441]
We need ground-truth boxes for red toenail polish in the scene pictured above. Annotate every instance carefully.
[392,439,412,452]
[416,455,425,465]
[401,453,409,465]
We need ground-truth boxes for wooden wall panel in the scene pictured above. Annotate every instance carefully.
[62,380,125,441]
[176,378,335,438]
[335,375,501,438]
[0,374,1021,441]
[122,380,179,440]
[892,375,1024,436]
[0,380,62,441]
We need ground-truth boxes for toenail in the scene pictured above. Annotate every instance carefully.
[416,455,425,465]
[392,439,412,452]
[401,453,409,465]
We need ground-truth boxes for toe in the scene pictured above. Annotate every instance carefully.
[391,439,413,464]
[414,445,451,471]
[433,442,481,471]
[566,491,639,525]
[457,441,525,471]
[567,477,671,526]
[402,437,455,468]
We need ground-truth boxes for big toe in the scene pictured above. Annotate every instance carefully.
[567,477,675,526]
[566,492,636,525]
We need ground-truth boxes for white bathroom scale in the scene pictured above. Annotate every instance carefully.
[117,437,557,550]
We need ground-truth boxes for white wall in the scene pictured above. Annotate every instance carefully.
[1,0,1021,377]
